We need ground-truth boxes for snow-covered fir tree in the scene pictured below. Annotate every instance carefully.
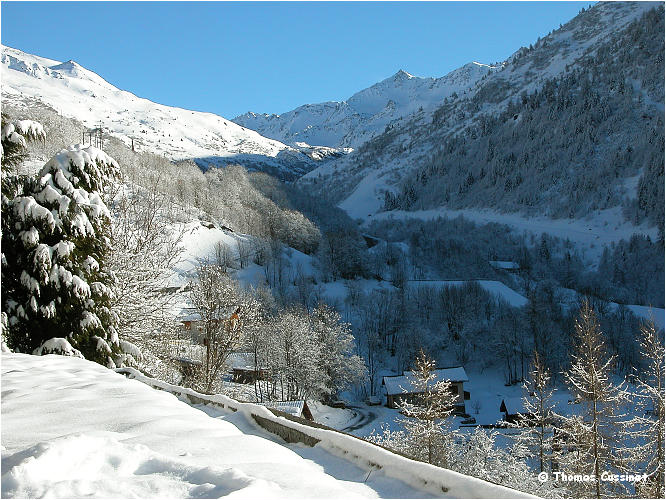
[1,113,45,180]
[1,114,46,350]
[2,143,121,366]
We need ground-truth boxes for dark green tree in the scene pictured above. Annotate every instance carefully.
[2,142,121,366]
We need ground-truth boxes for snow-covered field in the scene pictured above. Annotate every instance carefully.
[362,207,659,265]
[405,280,528,308]
[1,353,441,499]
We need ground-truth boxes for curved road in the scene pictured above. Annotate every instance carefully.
[341,404,378,433]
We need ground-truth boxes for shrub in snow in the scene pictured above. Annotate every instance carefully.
[33,337,83,358]
[1,143,121,366]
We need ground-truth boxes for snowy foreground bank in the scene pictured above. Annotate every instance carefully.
[1,353,530,499]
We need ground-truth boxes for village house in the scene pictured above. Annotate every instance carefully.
[179,308,202,334]
[382,366,469,414]
[226,352,269,384]
[489,260,521,272]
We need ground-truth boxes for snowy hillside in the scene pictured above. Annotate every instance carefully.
[1,46,345,180]
[233,62,498,149]
[298,2,663,252]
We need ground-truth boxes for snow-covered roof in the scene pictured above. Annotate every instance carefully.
[177,308,201,322]
[258,400,305,418]
[500,397,526,415]
[172,356,202,366]
[227,352,256,370]
[383,367,468,396]
[489,260,520,270]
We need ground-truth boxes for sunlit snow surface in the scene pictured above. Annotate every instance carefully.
[1,353,443,499]
[0,46,343,179]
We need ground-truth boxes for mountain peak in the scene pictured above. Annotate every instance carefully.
[48,59,106,85]
[393,69,414,80]
[50,59,82,71]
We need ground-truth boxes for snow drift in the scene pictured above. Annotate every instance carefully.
[1,352,532,499]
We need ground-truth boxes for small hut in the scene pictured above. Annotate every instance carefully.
[178,308,202,333]
[227,352,269,384]
[499,397,532,424]
[258,400,314,421]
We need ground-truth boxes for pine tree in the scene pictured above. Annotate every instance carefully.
[558,299,629,498]
[2,144,121,365]
[397,349,460,467]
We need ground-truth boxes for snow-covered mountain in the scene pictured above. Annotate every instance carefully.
[233,62,499,149]
[297,2,664,236]
[1,46,345,180]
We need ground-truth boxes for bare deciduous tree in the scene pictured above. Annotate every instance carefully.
[190,265,244,392]
[213,241,234,273]
[237,238,252,269]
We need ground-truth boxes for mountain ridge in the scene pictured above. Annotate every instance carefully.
[1,45,345,180]
[232,60,501,149]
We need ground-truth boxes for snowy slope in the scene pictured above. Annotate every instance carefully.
[0,353,429,498]
[233,62,498,149]
[365,206,661,264]
[2,353,532,499]
[406,280,528,308]
[1,46,344,180]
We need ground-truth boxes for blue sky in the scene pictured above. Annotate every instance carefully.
[2,2,591,118]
